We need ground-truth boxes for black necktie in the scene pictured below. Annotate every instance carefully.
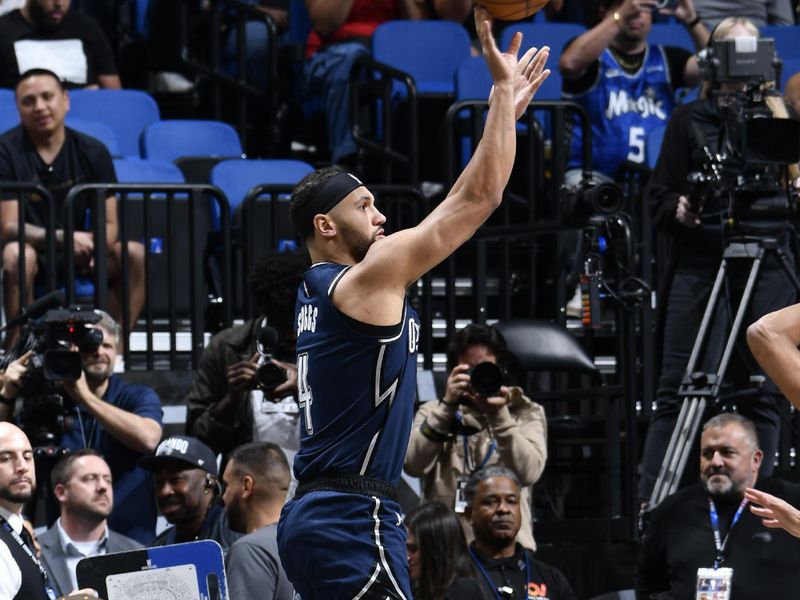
[18,524,35,552]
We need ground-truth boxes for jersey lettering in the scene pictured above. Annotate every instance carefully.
[605,89,667,120]
[297,304,318,336]
[408,319,420,354]
[297,352,313,434]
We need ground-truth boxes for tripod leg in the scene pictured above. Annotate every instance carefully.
[774,246,800,295]
[649,395,706,507]
[685,259,728,375]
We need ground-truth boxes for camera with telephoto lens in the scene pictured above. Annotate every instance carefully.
[560,171,624,226]
[468,361,504,397]
[255,323,288,395]
[1,295,102,448]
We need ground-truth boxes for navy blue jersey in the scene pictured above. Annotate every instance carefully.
[293,262,421,485]
[565,44,676,176]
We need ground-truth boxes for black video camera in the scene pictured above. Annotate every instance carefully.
[560,171,624,226]
[1,293,102,447]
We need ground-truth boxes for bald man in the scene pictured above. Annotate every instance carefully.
[0,422,54,599]
[785,72,800,116]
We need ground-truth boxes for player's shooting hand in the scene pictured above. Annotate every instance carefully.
[443,364,472,406]
[488,45,551,120]
[746,487,800,538]
[676,195,700,227]
[475,5,517,86]
[470,385,510,416]
[0,351,32,400]
[226,352,260,395]
[268,359,297,401]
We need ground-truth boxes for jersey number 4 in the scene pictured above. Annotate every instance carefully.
[297,352,314,434]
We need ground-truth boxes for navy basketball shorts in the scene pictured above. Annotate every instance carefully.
[277,490,412,600]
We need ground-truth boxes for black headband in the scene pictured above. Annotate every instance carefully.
[295,171,365,238]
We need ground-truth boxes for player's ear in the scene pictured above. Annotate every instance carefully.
[314,214,336,238]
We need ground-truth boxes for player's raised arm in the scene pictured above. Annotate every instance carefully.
[747,303,800,410]
[344,7,549,293]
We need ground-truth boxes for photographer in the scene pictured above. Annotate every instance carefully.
[186,251,307,462]
[404,324,547,550]
[0,310,163,545]
[638,17,800,504]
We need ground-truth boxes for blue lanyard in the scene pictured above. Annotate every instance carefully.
[469,546,530,600]
[456,410,497,474]
[0,517,57,600]
[708,497,748,569]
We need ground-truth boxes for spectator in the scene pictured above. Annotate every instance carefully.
[38,450,141,597]
[0,422,55,599]
[0,69,145,349]
[405,502,483,600]
[405,323,547,550]
[222,442,293,600]
[142,435,242,552]
[785,71,800,115]
[0,0,121,89]
[303,0,472,165]
[694,0,794,28]
[0,310,162,545]
[637,17,798,503]
[464,466,577,600]
[186,251,307,464]
[559,0,709,178]
[636,413,800,599]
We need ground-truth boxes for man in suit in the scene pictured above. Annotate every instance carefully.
[39,449,140,597]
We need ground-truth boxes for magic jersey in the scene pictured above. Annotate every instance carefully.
[292,262,421,485]
[564,44,676,176]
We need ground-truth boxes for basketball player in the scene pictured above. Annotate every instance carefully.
[276,7,550,600]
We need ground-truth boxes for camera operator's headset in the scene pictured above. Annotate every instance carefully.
[205,473,222,496]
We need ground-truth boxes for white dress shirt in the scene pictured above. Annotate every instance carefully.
[0,504,25,600]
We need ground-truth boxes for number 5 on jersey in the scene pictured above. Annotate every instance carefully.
[297,352,313,434]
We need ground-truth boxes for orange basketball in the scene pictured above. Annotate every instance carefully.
[478,0,550,21]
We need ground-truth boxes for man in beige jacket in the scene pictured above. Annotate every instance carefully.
[404,324,547,549]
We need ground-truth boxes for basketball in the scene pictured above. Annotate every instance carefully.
[477,0,550,21]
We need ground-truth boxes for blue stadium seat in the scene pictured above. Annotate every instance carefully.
[68,89,160,158]
[454,57,493,100]
[66,117,120,157]
[762,25,800,59]
[289,0,311,49]
[646,124,667,169]
[648,23,695,53]
[372,20,472,96]
[781,57,800,91]
[0,88,17,134]
[500,22,586,100]
[209,158,313,213]
[113,158,185,183]
[140,120,244,162]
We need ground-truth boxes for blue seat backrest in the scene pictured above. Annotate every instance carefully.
[646,124,666,169]
[210,158,314,213]
[113,158,186,183]
[372,20,472,95]
[648,23,695,53]
[140,120,244,162]
[782,57,800,91]
[499,22,586,100]
[66,117,120,157]
[68,89,160,158]
[136,0,151,36]
[455,57,493,100]
[0,88,17,134]
[289,0,312,48]
[762,25,800,59]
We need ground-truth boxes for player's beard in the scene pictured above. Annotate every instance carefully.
[340,222,377,263]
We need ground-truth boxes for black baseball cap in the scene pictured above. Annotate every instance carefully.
[139,435,218,477]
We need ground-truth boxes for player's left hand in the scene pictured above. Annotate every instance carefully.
[746,487,800,538]
[488,44,551,120]
[470,385,511,415]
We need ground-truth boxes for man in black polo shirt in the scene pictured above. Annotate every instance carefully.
[464,466,576,600]
[0,0,120,89]
[0,68,144,348]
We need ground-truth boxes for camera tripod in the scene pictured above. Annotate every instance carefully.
[648,233,800,509]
